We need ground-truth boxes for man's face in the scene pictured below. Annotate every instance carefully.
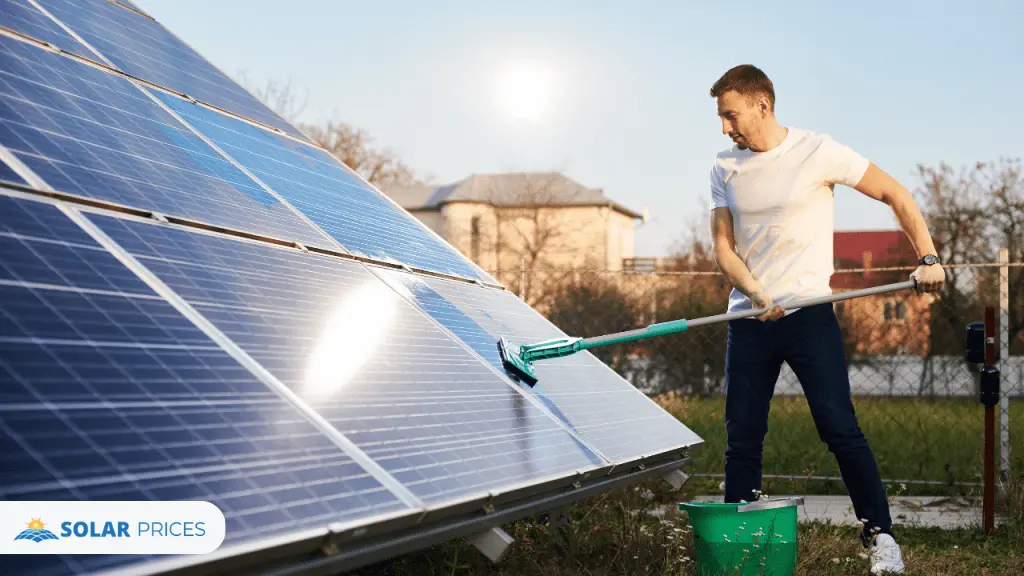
[716,90,767,150]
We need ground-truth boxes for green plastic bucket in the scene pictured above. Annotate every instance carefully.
[679,497,802,576]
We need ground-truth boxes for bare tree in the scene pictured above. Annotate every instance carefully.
[914,157,1023,355]
[237,73,309,122]
[299,122,425,189]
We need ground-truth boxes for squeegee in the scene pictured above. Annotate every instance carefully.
[498,279,918,387]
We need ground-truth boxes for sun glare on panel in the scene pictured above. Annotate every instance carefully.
[304,282,398,397]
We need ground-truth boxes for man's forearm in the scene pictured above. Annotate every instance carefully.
[854,164,938,260]
[887,190,938,259]
[714,247,764,300]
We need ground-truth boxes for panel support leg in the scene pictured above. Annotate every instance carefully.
[662,468,690,491]
[468,526,514,564]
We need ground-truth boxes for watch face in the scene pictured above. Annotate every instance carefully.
[923,255,939,265]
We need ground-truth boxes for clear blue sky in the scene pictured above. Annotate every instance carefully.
[134,0,1022,257]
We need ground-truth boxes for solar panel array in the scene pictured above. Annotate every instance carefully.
[0,2,702,575]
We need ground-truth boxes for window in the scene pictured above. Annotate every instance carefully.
[470,216,481,262]
[883,299,906,322]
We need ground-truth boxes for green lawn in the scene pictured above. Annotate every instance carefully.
[657,395,1024,497]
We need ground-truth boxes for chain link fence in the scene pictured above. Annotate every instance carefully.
[490,257,1022,496]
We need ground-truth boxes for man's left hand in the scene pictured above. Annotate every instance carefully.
[911,264,945,293]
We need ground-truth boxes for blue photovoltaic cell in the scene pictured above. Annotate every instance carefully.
[0,195,410,576]
[88,212,607,505]
[0,35,333,248]
[0,0,79,46]
[377,270,703,463]
[155,93,498,284]
[0,157,25,184]
[33,0,305,139]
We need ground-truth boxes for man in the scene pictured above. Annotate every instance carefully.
[707,64,945,575]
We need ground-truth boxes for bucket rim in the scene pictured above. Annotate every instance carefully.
[737,497,804,512]
[677,496,805,512]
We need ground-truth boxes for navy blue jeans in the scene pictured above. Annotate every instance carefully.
[723,303,892,543]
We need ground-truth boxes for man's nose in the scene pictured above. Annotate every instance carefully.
[721,119,731,134]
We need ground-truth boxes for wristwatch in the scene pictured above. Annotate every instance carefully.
[920,254,940,266]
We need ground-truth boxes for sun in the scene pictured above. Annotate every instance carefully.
[497,60,553,123]
[26,517,46,530]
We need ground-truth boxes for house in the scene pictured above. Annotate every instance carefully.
[831,230,934,356]
[385,172,645,273]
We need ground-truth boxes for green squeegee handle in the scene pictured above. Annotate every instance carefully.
[519,279,917,363]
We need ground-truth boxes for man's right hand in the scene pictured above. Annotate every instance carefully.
[751,291,785,321]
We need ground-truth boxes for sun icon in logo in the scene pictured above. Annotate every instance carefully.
[14,517,59,542]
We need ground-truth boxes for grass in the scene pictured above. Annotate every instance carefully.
[343,477,1024,576]
[655,395,1024,497]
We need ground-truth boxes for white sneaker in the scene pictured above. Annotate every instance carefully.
[869,533,905,574]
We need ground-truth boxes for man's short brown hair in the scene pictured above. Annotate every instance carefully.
[710,64,775,111]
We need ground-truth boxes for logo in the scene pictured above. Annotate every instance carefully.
[13,517,59,543]
[1,501,225,555]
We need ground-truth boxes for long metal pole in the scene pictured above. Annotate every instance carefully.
[579,280,917,349]
[998,248,1010,482]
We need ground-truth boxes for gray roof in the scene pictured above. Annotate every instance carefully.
[385,172,643,219]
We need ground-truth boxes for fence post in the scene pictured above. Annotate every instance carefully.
[999,248,1010,483]
[984,306,997,536]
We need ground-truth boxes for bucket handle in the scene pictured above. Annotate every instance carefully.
[736,497,805,512]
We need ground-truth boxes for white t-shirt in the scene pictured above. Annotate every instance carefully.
[710,127,870,314]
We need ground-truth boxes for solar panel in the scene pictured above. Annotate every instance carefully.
[374,270,703,463]
[0,193,414,576]
[154,94,498,284]
[0,0,78,46]
[31,0,305,139]
[1,3,702,572]
[0,34,333,248]
[86,211,610,506]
